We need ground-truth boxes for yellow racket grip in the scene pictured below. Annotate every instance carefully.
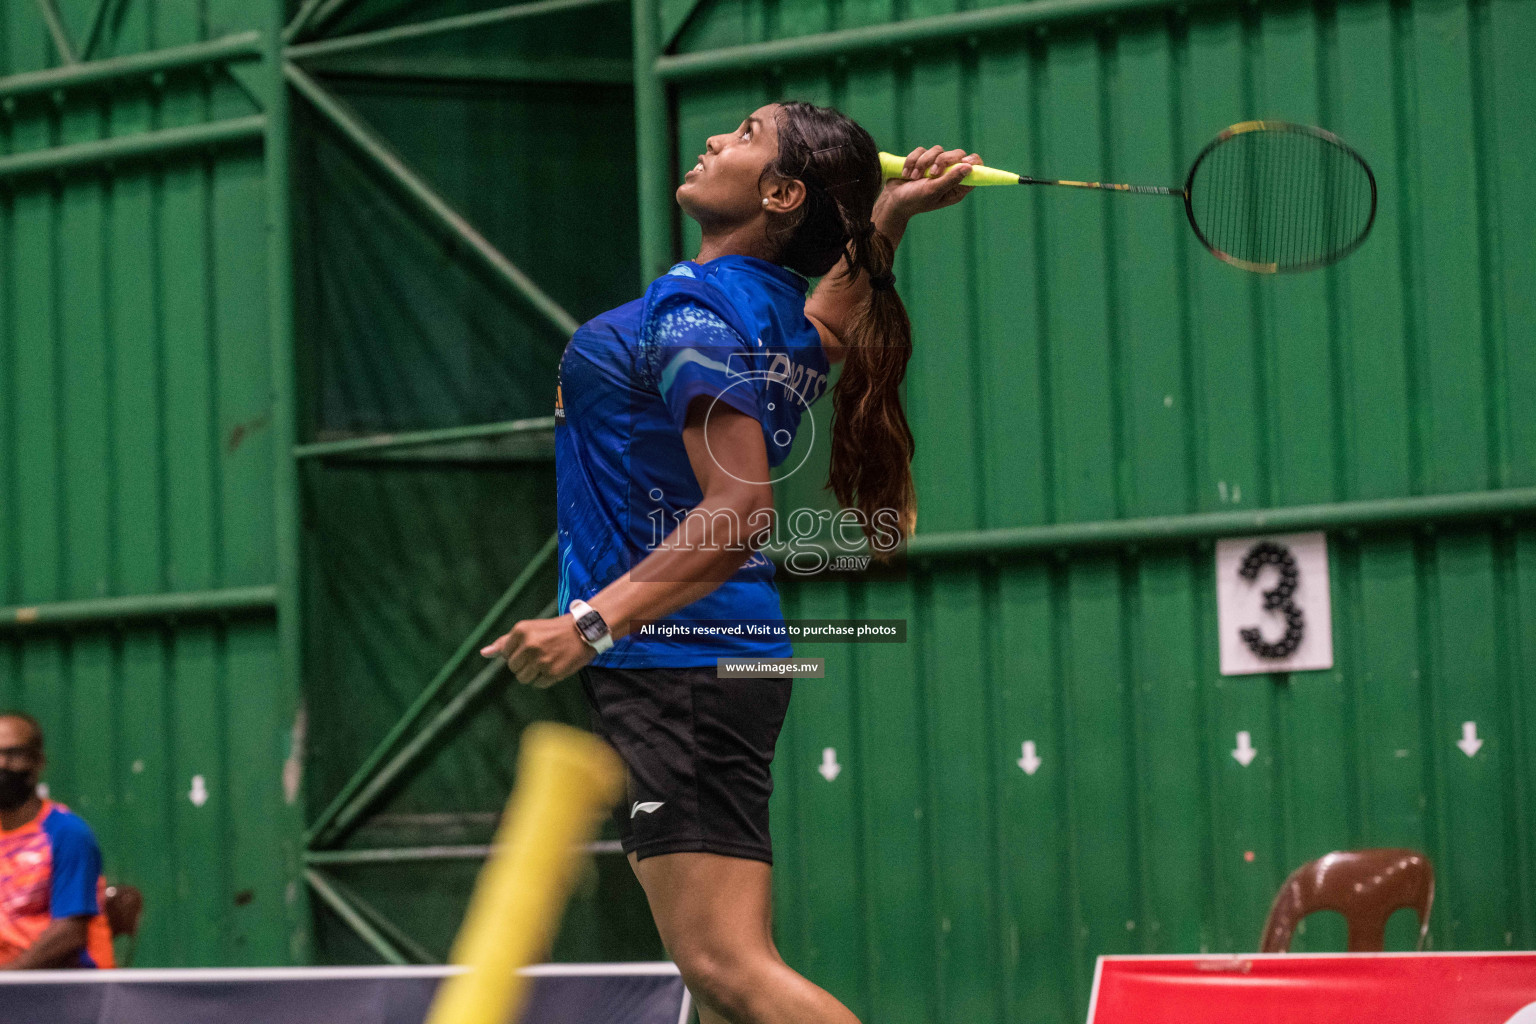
[878,151,1020,186]
[425,722,625,1024]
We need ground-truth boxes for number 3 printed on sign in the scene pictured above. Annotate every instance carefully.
[1238,541,1305,659]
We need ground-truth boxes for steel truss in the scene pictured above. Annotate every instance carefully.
[0,0,603,962]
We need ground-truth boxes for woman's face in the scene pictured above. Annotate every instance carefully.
[676,103,792,228]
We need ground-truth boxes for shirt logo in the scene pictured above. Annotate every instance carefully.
[630,801,664,818]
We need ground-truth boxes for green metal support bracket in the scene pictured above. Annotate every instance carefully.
[876,486,1536,565]
[79,0,124,60]
[283,0,328,44]
[319,660,509,851]
[633,0,675,285]
[0,31,262,100]
[284,0,626,62]
[308,845,496,865]
[314,591,565,849]
[304,869,437,964]
[294,417,555,460]
[265,0,312,964]
[302,0,364,41]
[659,0,712,52]
[306,534,559,848]
[0,115,264,181]
[304,869,411,965]
[35,0,77,64]
[0,585,276,632]
[336,881,438,965]
[284,62,580,340]
[305,839,623,866]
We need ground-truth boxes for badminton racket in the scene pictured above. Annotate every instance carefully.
[880,120,1377,274]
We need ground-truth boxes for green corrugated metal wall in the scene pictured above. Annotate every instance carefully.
[0,0,304,965]
[655,0,1536,1021]
[289,0,665,964]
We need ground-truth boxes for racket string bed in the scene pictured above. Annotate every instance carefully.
[1184,121,1376,273]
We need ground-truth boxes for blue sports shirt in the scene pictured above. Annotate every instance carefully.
[555,254,830,668]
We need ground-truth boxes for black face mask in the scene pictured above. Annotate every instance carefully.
[0,768,36,811]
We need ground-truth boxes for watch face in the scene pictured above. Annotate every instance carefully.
[575,610,606,642]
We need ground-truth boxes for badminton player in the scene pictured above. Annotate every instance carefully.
[483,101,977,1024]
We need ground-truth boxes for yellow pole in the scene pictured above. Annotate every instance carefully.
[424,722,625,1024]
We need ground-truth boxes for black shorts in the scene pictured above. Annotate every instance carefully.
[579,664,793,864]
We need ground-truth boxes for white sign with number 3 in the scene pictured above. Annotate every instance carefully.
[1216,531,1334,676]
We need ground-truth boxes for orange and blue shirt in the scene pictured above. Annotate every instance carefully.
[0,800,115,968]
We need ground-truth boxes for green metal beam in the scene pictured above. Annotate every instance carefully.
[318,600,561,849]
[305,839,623,866]
[79,0,113,59]
[655,0,1226,80]
[35,0,77,64]
[633,0,674,284]
[304,869,437,964]
[321,658,509,849]
[306,533,559,848]
[283,0,327,44]
[660,0,713,52]
[290,54,634,86]
[318,594,563,848]
[304,869,409,965]
[302,0,364,41]
[0,114,264,181]
[284,0,627,62]
[295,417,556,460]
[265,0,312,965]
[896,486,1536,564]
[330,435,555,464]
[0,31,262,100]
[308,845,496,865]
[1,585,276,632]
[284,62,580,339]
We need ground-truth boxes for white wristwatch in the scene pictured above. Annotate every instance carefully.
[568,599,613,654]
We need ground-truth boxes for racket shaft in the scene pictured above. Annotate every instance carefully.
[1023,177,1181,196]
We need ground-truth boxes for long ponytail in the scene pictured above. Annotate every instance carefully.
[829,219,915,549]
[765,102,917,554]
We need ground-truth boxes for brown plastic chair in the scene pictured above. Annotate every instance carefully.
[103,884,143,967]
[1259,849,1433,952]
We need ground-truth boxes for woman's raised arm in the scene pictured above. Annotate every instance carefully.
[804,146,981,362]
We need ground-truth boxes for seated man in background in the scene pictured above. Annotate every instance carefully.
[0,712,115,969]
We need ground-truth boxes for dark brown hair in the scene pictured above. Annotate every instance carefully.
[762,101,916,551]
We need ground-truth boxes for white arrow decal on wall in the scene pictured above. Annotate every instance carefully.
[818,747,842,781]
[1457,721,1483,758]
[1017,741,1042,776]
[1232,731,1257,767]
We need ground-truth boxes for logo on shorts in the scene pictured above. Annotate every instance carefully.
[630,801,664,818]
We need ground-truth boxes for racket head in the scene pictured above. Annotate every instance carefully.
[1183,120,1377,274]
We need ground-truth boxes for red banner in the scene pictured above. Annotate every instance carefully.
[1090,953,1536,1024]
